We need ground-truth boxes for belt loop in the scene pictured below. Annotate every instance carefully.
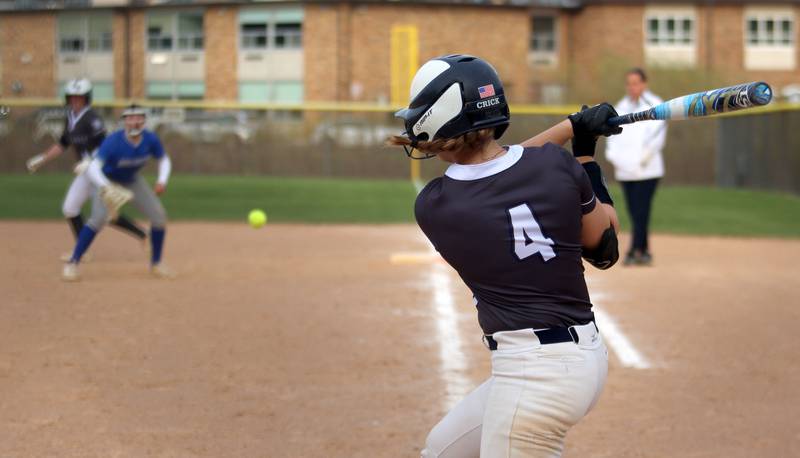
[482,334,498,351]
[568,327,579,344]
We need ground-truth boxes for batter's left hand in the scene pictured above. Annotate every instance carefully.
[154,183,166,195]
[568,103,623,139]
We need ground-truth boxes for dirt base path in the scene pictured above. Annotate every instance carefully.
[0,222,797,457]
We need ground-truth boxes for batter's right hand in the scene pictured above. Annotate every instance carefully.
[26,154,46,173]
[568,103,624,139]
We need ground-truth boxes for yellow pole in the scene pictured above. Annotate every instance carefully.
[390,25,421,189]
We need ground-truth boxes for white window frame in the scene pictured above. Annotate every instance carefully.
[239,16,302,50]
[147,10,204,53]
[745,13,794,47]
[643,6,698,67]
[57,13,113,54]
[645,14,696,46]
[528,14,558,67]
[743,7,796,71]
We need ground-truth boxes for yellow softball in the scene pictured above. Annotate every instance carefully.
[248,209,267,228]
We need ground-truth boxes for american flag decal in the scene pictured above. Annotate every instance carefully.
[478,84,495,99]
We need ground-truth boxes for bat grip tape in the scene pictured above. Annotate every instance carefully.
[606,115,629,127]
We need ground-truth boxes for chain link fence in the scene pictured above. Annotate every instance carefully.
[1,102,796,192]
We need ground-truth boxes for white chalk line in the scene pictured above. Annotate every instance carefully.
[408,178,473,409]
[590,289,651,369]
[428,258,473,410]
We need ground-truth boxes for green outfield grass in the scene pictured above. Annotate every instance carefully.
[2,174,798,237]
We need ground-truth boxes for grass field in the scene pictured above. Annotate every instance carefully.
[2,173,799,237]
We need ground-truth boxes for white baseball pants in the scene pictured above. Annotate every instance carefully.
[421,323,608,458]
[62,172,93,218]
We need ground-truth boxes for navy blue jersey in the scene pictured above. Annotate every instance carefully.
[415,144,597,334]
[97,130,165,184]
[59,107,106,160]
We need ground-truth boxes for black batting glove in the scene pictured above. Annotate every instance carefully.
[569,103,623,138]
[568,103,624,157]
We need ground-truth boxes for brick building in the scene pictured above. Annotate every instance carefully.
[0,0,797,104]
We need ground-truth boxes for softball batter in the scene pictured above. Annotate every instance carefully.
[391,55,622,457]
[62,105,172,281]
[26,79,146,259]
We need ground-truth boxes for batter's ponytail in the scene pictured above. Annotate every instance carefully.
[387,128,495,160]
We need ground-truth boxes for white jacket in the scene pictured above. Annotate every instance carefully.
[605,90,667,181]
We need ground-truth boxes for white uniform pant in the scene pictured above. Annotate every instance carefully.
[421,323,608,458]
[62,172,94,218]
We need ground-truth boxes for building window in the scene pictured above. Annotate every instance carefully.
[177,12,204,50]
[530,16,556,52]
[274,22,302,49]
[239,9,303,50]
[147,81,205,100]
[646,15,694,45]
[528,15,557,67]
[238,81,303,103]
[58,14,111,53]
[747,16,794,46]
[87,15,112,51]
[148,13,173,51]
[241,23,268,49]
[148,11,204,52]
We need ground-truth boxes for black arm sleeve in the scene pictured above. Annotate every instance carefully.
[581,161,614,206]
[582,226,619,270]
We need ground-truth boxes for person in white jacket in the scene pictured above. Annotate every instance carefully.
[605,68,666,266]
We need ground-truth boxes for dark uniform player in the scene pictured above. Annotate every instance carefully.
[26,78,145,260]
[390,55,623,457]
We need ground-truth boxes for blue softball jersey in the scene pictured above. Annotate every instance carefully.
[97,130,165,183]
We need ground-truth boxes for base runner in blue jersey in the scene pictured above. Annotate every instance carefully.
[391,55,623,457]
[62,105,173,281]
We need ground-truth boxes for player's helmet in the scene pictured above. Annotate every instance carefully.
[121,104,147,118]
[64,78,92,105]
[395,54,510,150]
[121,104,147,136]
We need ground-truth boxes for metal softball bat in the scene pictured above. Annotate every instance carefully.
[607,81,773,126]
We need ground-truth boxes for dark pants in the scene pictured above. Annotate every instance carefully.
[620,178,659,255]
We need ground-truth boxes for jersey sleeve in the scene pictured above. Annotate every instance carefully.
[96,134,113,162]
[150,133,166,159]
[414,180,440,251]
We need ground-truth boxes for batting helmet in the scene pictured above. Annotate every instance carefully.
[64,78,92,105]
[394,54,510,148]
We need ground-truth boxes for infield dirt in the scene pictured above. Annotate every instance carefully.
[1,222,798,457]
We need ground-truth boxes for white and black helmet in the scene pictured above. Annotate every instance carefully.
[121,104,147,118]
[64,78,93,105]
[395,54,510,150]
[121,104,147,136]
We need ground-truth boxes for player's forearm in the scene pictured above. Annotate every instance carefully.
[157,156,171,185]
[519,120,573,148]
[43,143,64,161]
[87,159,111,188]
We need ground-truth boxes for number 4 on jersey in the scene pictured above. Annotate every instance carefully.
[508,203,556,261]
